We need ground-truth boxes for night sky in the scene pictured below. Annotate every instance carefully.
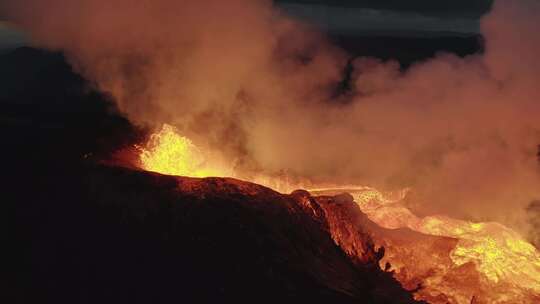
[276,0,493,17]
[0,1,494,49]
[0,22,25,49]
[277,0,493,35]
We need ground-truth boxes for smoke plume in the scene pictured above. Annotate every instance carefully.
[4,0,540,235]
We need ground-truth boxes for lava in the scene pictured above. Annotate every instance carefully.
[138,124,233,178]
[347,187,540,303]
[136,124,540,303]
[137,124,305,193]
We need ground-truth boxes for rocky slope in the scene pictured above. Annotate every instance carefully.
[10,158,423,303]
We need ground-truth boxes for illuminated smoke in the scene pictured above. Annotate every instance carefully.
[3,0,540,235]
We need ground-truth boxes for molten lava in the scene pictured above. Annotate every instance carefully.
[348,187,540,303]
[138,124,232,178]
[137,124,302,192]
[136,124,540,303]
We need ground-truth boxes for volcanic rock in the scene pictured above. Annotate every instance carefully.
[11,161,422,304]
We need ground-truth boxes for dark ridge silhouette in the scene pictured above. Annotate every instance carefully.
[11,161,424,303]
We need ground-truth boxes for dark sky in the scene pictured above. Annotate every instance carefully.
[277,0,494,35]
[0,22,25,49]
[276,0,494,17]
[0,0,495,49]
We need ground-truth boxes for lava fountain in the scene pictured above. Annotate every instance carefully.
[138,124,233,178]
[137,124,302,192]
[136,124,540,304]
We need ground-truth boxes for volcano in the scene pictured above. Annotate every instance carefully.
[6,0,540,300]
[125,123,540,303]
[16,160,425,303]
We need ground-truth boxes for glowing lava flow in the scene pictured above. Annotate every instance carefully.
[137,125,540,303]
[347,187,540,304]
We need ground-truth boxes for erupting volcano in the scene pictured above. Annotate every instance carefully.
[6,0,540,303]
[133,124,540,303]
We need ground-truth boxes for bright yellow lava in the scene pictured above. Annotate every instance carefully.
[349,188,540,300]
[138,124,228,178]
[418,216,540,289]
[137,124,303,192]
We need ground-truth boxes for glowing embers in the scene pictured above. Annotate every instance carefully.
[138,124,231,178]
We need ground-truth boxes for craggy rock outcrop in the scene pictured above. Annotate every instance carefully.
[312,193,382,266]
[290,189,328,229]
[12,162,422,304]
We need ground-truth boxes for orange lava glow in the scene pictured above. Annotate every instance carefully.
[137,124,300,192]
[347,187,540,304]
[137,124,540,303]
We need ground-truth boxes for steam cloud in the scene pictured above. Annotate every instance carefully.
[4,0,540,236]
